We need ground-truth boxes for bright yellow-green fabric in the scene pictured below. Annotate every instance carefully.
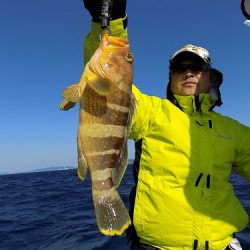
[84,17,128,65]
[84,18,250,250]
[130,86,250,250]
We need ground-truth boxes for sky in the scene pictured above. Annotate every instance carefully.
[1,0,250,174]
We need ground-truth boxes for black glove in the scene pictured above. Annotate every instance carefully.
[83,0,127,22]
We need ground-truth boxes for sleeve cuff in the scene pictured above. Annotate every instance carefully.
[90,16,128,38]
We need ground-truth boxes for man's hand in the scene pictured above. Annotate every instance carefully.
[83,0,127,22]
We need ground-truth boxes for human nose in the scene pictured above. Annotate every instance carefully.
[184,71,194,79]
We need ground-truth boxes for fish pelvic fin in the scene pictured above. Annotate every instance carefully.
[59,99,76,111]
[59,83,80,110]
[62,83,81,103]
[59,65,87,109]
[77,135,88,181]
[93,187,131,236]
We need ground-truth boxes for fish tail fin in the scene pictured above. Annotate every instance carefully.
[92,187,131,236]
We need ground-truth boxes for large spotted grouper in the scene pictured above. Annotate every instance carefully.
[60,34,134,236]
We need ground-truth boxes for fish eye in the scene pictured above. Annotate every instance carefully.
[125,52,134,62]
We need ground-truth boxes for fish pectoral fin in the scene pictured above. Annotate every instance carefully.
[62,83,81,103]
[93,188,131,236]
[59,99,77,111]
[85,59,113,96]
[77,136,88,181]
[86,75,113,96]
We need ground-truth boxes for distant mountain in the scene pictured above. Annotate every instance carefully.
[0,160,135,175]
[0,166,76,176]
[31,166,76,173]
[31,160,135,173]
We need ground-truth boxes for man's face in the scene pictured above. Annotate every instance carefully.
[170,59,211,96]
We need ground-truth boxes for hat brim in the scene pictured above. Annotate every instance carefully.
[170,51,209,66]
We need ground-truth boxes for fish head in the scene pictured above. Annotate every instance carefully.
[88,34,134,95]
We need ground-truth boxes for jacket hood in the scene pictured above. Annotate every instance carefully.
[174,93,214,115]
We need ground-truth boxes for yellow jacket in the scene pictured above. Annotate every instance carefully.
[84,18,250,250]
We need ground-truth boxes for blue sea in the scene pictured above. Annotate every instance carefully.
[0,164,249,250]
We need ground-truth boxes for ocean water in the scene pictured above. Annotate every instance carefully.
[0,165,249,250]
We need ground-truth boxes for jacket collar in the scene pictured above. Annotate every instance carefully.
[174,93,213,115]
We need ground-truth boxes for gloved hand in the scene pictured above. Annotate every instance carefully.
[83,0,127,22]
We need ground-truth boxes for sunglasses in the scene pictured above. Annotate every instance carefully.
[170,63,210,73]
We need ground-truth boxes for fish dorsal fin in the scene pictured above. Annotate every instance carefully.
[112,94,136,188]
[62,83,81,103]
[112,142,128,188]
[77,135,88,181]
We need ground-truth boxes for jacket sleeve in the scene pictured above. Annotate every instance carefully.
[83,17,128,64]
[129,85,154,141]
[233,124,250,180]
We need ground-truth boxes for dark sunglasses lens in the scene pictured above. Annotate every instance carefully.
[171,64,209,73]
[190,64,209,72]
[171,64,188,72]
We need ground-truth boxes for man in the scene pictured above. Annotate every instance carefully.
[82,1,250,249]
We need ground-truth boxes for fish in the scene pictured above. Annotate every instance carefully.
[59,34,134,236]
